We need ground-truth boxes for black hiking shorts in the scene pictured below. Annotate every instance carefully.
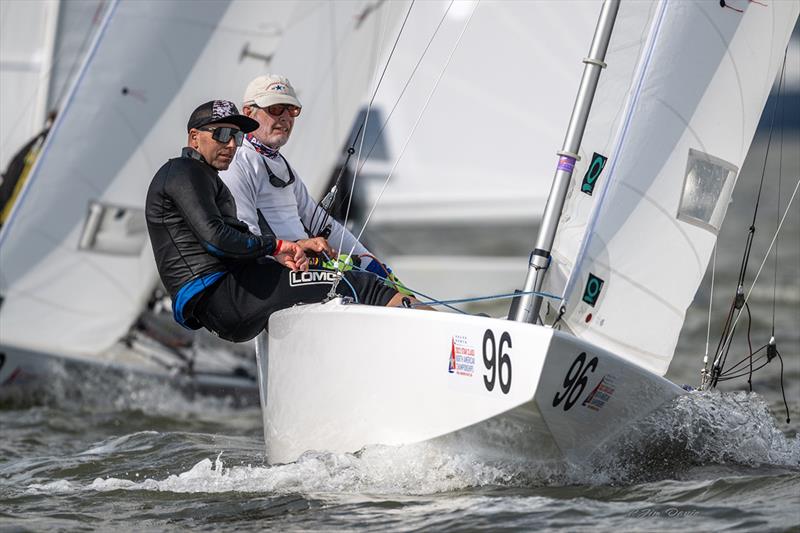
[191,261,396,342]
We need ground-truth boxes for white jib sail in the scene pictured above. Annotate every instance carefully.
[542,0,799,375]
[0,0,399,359]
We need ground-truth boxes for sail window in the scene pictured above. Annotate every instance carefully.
[78,200,147,255]
[677,149,738,232]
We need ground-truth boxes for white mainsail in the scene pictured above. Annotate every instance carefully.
[0,0,403,359]
[541,0,799,375]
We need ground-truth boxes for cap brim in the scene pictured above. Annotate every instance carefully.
[206,114,260,133]
[252,94,302,109]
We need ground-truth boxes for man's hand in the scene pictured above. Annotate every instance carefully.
[296,237,335,257]
[274,240,308,272]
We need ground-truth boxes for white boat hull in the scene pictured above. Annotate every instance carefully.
[261,300,685,464]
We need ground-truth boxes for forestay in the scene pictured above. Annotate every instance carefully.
[541,0,799,375]
[0,0,401,359]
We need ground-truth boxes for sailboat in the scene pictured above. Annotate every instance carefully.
[0,0,406,401]
[258,0,799,464]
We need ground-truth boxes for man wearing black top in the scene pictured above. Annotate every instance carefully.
[145,100,403,342]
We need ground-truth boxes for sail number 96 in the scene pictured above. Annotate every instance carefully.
[483,329,512,394]
[552,352,598,411]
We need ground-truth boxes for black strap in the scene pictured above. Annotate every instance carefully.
[263,153,295,188]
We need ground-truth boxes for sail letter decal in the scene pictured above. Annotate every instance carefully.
[582,273,604,307]
[581,153,607,196]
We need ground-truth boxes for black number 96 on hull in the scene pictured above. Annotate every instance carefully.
[483,329,512,394]
[552,352,598,411]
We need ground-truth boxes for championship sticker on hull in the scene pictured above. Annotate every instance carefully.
[582,373,617,411]
[448,335,475,377]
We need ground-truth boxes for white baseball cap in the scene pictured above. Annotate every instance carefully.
[243,74,302,109]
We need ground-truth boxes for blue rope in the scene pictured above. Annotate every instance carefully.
[331,255,563,314]
[408,289,563,309]
[351,261,466,313]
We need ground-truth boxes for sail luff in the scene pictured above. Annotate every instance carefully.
[559,0,668,306]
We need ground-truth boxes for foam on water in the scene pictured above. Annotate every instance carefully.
[588,391,799,484]
[74,444,522,495]
[25,391,798,498]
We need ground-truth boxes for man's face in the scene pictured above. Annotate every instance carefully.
[189,121,239,170]
[246,105,296,149]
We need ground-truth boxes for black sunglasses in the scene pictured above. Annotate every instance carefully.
[266,154,296,188]
[199,126,244,146]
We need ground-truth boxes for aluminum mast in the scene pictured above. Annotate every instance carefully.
[511,0,620,324]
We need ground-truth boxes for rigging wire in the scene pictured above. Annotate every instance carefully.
[338,0,458,197]
[334,252,563,314]
[771,62,785,339]
[733,177,800,329]
[710,175,799,387]
[324,0,416,297]
[408,289,563,310]
[332,0,417,254]
[709,49,788,387]
[348,0,481,254]
[701,243,717,387]
[712,338,790,423]
[308,0,392,237]
[745,301,753,391]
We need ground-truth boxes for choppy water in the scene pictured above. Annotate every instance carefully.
[2,132,799,530]
[1,388,798,531]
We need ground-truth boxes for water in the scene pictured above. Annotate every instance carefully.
[2,389,798,531]
[2,137,799,530]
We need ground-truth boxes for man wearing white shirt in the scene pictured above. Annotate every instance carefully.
[220,74,387,276]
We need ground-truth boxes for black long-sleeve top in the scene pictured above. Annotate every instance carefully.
[145,147,278,327]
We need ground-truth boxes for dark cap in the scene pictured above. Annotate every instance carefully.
[187,100,259,133]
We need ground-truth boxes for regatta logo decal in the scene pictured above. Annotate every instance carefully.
[582,273,604,307]
[289,270,338,287]
[582,374,617,411]
[448,335,475,377]
[581,152,607,196]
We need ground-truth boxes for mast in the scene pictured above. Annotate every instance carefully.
[511,0,620,324]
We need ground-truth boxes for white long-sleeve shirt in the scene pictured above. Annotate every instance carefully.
[219,139,370,260]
